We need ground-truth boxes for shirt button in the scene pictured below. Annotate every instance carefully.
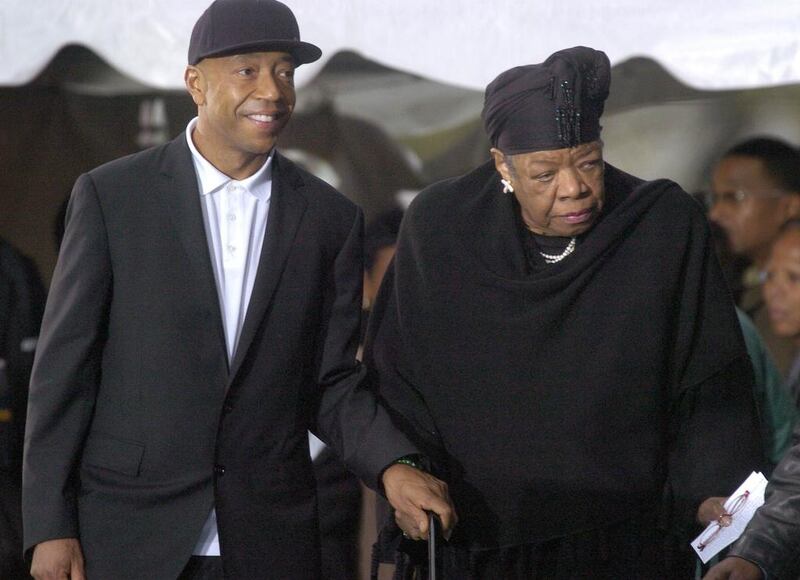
[227,244,236,253]
[214,465,226,476]
[227,213,236,222]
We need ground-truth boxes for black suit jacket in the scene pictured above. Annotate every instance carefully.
[23,135,415,579]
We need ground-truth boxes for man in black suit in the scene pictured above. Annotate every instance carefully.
[22,1,455,578]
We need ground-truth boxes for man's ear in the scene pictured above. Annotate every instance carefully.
[184,65,206,107]
[490,148,513,183]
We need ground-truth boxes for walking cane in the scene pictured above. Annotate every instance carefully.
[428,512,441,580]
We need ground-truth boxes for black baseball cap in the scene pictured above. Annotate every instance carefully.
[188,0,322,66]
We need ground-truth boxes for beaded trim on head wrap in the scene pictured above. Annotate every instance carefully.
[555,79,579,147]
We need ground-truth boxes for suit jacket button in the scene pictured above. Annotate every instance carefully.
[214,465,225,475]
[223,404,233,414]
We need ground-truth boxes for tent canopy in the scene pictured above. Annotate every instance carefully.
[3,0,800,91]
[3,1,800,284]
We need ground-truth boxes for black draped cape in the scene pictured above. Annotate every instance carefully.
[365,161,764,552]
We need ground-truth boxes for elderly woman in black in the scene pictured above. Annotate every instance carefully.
[367,47,763,578]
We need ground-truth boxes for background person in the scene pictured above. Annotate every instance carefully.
[763,220,800,409]
[707,137,800,376]
[703,221,800,579]
[362,207,405,316]
[0,237,44,580]
[735,309,797,471]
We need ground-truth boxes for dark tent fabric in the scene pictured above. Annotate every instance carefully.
[0,47,422,285]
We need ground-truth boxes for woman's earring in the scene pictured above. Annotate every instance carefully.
[501,179,514,194]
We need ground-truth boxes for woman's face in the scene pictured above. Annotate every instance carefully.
[763,228,800,342]
[492,141,605,237]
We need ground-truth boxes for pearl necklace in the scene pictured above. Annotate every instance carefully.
[539,237,577,264]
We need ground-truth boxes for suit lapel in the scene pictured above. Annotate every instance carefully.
[156,136,228,368]
[228,152,308,382]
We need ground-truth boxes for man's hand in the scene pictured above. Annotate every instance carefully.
[703,556,763,580]
[382,463,457,541]
[30,538,85,580]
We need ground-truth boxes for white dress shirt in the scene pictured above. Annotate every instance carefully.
[185,117,273,556]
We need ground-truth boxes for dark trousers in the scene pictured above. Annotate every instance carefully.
[177,556,224,580]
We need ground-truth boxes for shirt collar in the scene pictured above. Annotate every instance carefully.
[185,117,273,202]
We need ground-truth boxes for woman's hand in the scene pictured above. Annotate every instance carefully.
[382,463,457,540]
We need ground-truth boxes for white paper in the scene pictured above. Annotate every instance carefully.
[691,471,768,564]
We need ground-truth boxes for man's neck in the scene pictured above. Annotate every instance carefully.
[191,128,270,181]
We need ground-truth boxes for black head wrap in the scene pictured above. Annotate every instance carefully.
[482,46,611,154]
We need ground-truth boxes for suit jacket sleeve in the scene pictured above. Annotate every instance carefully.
[312,207,417,489]
[22,173,111,551]
[728,420,800,578]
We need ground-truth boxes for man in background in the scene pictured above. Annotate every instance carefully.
[708,137,800,376]
[0,237,45,580]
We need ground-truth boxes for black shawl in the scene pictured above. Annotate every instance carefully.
[365,161,763,551]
